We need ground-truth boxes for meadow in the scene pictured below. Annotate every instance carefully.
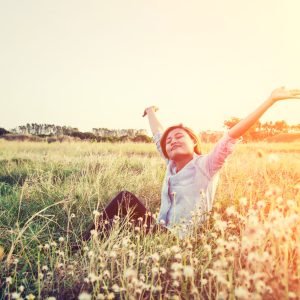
[0,140,299,300]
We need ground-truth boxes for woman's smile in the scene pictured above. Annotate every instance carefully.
[171,143,181,151]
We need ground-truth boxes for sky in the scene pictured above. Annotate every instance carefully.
[0,0,299,134]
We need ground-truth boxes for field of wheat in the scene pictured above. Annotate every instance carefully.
[0,140,299,300]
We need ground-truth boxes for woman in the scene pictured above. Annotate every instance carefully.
[83,87,300,241]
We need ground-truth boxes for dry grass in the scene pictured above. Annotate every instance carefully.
[0,140,299,299]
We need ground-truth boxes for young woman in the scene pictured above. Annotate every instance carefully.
[83,87,300,241]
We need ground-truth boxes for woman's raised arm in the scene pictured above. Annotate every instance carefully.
[229,87,300,139]
[143,106,164,136]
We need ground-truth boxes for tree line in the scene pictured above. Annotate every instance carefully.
[0,123,152,143]
[0,119,299,143]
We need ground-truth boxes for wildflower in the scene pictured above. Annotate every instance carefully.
[171,262,183,272]
[107,293,115,300]
[124,268,137,281]
[201,278,208,285]
[88,272,99,283]
[58,251,64,257]
[256,200,266,209]
[128,250,136,259]
[153,285,163,292]
[96,294,105,300]
[44,244,50,250]
[172,280,180,288]
[58,237,64,243]
[93,210,100,216]
[235,286,249,299]
[150,252,160,263]
[42,265,49,272]
[78,292,92,300]
[103,270,110,278]
[6,276,12,284]
[183,265,194,278]
[151,267,159,274]
[215,220,228,231]
[13,258,19,265]
[170,245,181,253]
[174,253,182,261]
[239,197,248,207]
[88,250,94,258]
[109,251,117,259]
[11,292,21,299]
[83,277,90,283]
[70,213,76,218]
[37,245,43,251]
[111,284,120,293]
[226,206,236,216]
[26,294,36,300]
[160,267,166,274]
[134,226,140,232]
[19,285,25,292]
[50,241,57,247]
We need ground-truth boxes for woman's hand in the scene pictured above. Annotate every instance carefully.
[269,86,300,103]
[143,106,159,117]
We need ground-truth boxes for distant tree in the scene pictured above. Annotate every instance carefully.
[0,127,10,136]
[224,117,262,142]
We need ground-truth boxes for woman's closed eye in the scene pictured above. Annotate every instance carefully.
[167,134,183,144]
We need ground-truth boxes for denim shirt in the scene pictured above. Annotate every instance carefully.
[153,131,239,238]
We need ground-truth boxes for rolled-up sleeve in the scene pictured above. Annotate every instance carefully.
[204,132,241,178]
[153,132,168,163]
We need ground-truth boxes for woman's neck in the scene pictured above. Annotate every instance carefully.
[174,155,193,173]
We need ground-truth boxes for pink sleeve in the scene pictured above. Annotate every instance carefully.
[204,132,240,178]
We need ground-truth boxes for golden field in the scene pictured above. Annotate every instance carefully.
[0,140,300,300]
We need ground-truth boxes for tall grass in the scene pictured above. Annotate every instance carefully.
[0,140,299,299]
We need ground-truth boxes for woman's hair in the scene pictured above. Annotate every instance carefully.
[160,124,201,159]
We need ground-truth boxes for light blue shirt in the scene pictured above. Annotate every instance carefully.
[153,131,239,238]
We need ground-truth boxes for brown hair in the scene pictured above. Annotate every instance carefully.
[160,124,201,159]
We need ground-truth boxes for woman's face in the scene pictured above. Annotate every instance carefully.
[165,128,195,161]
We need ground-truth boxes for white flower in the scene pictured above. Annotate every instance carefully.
[19,285,25,292]
[124,268,137,281]
[183,265,194,278]
[11,292,21,299]
[44,244,50,250]
[107,293,115,300]
[93,210,100,216]
[225,206,236,216]
[78,292,92,300]
[109,251,117,259]
[42,265,49,272]
[150,252,160,263]
[111,284,120,292]
[58,237,65,243]
[239,197,248,206]
[6,276,12,284]
[235,286,249,299]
